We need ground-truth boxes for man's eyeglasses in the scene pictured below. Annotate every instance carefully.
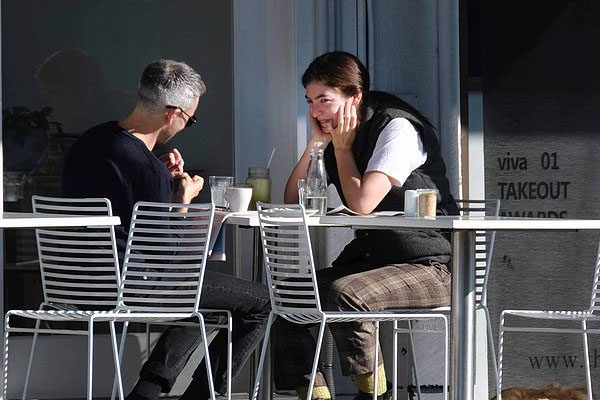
[166,105,197,128]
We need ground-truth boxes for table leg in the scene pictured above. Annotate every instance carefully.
[252,226,262,282]
[450,230,476,400]
[252,227,272,400]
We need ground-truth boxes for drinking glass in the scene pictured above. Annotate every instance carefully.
[297,178,306,208]
[417,188,439,218]
[209,176,234,209]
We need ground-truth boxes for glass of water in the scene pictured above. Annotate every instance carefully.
[209,176,234,209]
[297,178,306,207]
[303,181,327,215]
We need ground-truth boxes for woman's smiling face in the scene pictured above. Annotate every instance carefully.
[304,81,349,133]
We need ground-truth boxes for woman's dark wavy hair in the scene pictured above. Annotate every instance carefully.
[301,51,434,127]
[301,51,369,96]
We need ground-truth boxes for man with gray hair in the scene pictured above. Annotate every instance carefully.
[62,59,271,400]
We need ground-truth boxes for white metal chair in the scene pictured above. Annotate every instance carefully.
[105,201,233,400]
[251,203,448,400]
[496,240,600,400]
[2,195,122,400]
[399,198,500,399]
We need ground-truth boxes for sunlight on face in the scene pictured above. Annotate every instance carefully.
[158,97,199,144]
[304,81,349,133]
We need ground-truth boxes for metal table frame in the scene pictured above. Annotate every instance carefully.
[0,211,122,340]
[226,212,600,400]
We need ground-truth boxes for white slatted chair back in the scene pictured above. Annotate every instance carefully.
[117,201,214,314]
[257,203,322,318]
[31,195,120,309]
[456,199,500,307]
[587,240,600,313]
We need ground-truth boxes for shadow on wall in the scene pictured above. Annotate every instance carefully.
[35,48,135,135]
[3,49,136,201]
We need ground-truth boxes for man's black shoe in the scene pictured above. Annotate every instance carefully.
[353,381,394,400]
[125,394,150,400]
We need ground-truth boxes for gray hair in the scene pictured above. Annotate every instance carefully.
[138,59,206,112]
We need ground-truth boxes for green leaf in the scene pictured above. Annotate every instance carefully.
[2,106,57,132]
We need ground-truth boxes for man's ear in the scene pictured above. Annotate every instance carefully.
[165,108,176,125]
[353,92,363,106]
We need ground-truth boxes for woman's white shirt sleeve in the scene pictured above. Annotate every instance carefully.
[365,117,427,186]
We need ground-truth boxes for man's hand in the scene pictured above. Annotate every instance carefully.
[160,148,185,178]
[173,173,204,204]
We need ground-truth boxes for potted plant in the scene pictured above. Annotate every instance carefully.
[2,106,62,173]
[3,106,62,201]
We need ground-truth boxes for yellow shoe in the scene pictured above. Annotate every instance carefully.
[353,364,387,396]
[353,382,393,400]
[296,385,332,400]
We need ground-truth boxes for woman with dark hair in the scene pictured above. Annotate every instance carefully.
[274,51,458,400]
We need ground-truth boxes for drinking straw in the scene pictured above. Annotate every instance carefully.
[266,148,276,169]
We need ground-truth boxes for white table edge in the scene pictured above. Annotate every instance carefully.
[0,212,121,228]
[226,212,600,230]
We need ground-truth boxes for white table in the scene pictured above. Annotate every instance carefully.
[0,211,121,228]
[319,214,600,400]
[227,212,600,400]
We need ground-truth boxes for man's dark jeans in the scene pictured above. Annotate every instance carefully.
[129,270,271,400]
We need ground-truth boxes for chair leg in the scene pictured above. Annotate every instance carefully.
[407,321,421,400]
[198,314,217,400]
[21,319,41,400]
[482,306,499,387]
[111,322,129,400]
[307,320,327,400]
[372,321,380,400]
[496,313,506,400]
[2,314,11,400]
[442,316,449,400]
[392,320,398,400]
[226,313,233,400]
[581,320,593,400]
[87,319,95,400]
[109,321,125,400]
[252,313,275,400]
[110,321,129,400]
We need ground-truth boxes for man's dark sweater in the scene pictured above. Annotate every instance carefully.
[61,121,173,256]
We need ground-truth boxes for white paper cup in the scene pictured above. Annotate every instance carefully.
[225,186,253,212]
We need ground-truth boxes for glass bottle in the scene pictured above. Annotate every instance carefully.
[304,148,327,215]
[246,167,271,210]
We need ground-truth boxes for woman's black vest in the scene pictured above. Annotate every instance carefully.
[324,91,458,266]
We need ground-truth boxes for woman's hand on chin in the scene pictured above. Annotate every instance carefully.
[308,114,332,149]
